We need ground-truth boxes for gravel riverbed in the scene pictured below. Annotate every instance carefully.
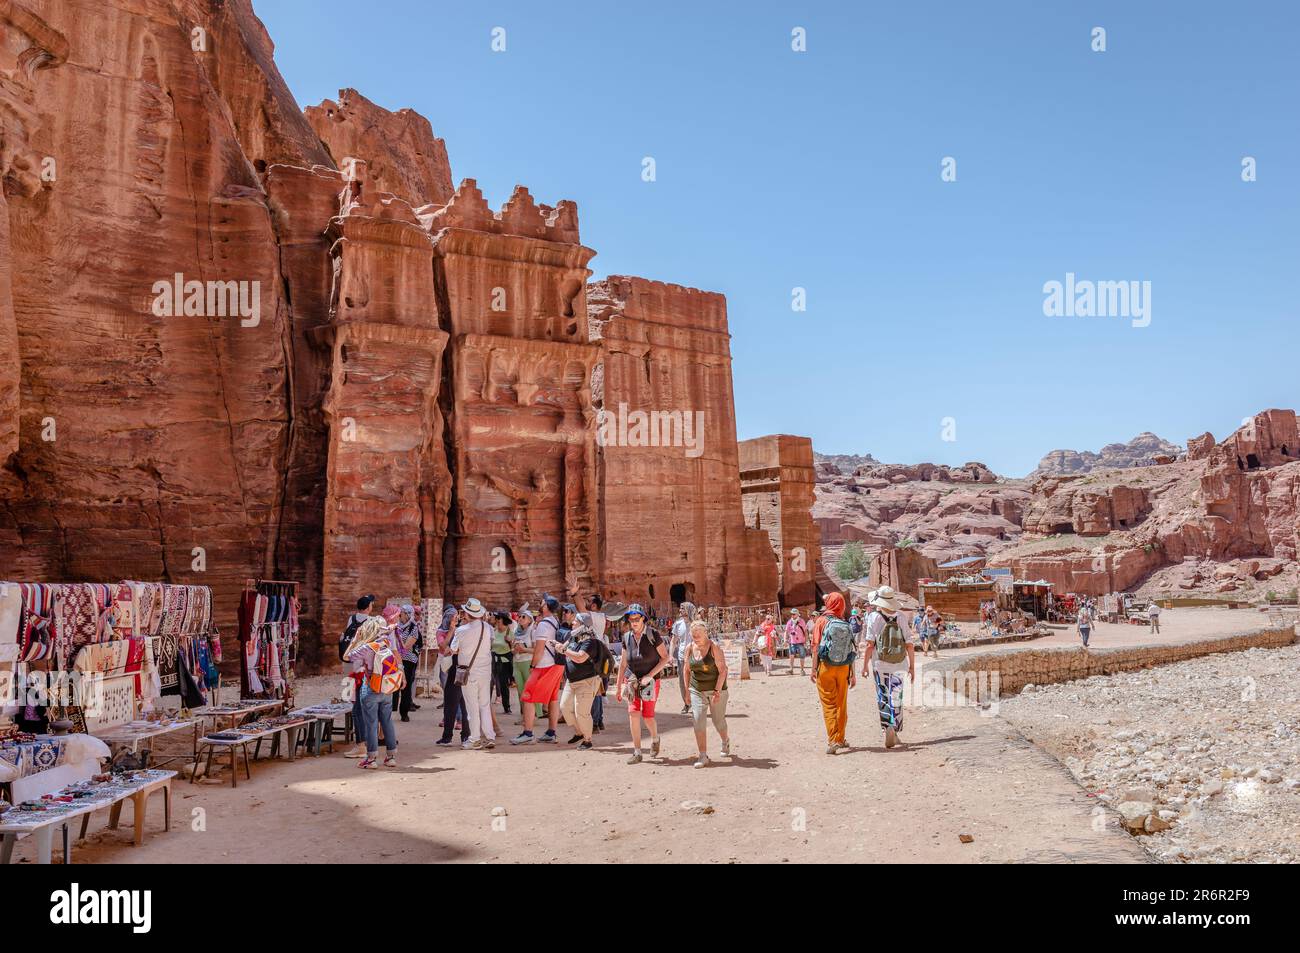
[999,643,1300,863]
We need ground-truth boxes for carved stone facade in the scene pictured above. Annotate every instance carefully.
[739,435,820,609]
[590,277,777,612]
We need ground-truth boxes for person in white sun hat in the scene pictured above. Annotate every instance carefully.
[451,598,495,749]
[861,586,916,749]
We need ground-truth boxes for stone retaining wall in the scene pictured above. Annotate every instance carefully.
[925,626,1297,697]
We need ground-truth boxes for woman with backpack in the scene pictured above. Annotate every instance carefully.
[1077,605,1094,648]
[861,587,916,749]
[810,592,856,755]
[343,614,404,768]
[342,595,377,759]
[556,613,606,750]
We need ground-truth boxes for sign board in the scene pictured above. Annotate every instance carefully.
[720,638,748,681]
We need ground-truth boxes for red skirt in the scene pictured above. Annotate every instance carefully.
[520,664,565,704]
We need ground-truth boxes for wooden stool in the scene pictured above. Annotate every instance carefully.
[192,740,252,788]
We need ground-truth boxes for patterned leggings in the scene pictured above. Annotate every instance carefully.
[873,670,905,732]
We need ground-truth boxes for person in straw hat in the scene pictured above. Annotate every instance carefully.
[861,586,916,749]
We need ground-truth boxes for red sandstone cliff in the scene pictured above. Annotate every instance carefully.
[0,0,794,669]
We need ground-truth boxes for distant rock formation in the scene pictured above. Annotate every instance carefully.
[813,451,879,473]
[1033,433,1182,477]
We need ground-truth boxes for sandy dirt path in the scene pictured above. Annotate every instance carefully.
[14,662,1150,864]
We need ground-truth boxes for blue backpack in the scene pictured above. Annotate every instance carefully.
[818,617,855,666]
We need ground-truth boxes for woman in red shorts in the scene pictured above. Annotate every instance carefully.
[615,604,669,765]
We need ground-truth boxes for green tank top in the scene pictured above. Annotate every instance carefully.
[688,642,720,692]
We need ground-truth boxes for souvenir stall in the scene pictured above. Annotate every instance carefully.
[0,581,18,737]
[236,579,300,702]
[0,580,222,799]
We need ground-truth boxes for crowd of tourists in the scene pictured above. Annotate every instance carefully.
[336,593,730,769]
[334,583,939,770]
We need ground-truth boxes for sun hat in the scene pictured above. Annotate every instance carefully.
[462,597,487,619]
[625,602,646,619]
[789,608,799,616]
[870,586,901,611]
[603,601,628,620]
[516,602,535,622]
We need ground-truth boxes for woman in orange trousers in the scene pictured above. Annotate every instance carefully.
[810,592,856,754]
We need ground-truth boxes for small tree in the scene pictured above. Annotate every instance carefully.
[835,541,870,581]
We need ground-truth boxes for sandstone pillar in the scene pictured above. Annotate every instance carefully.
[318,165,450,634]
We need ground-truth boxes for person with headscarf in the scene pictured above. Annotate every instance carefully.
[343,613,404,768]
[756,611,778,676]
[669,602,695,714]
[390,604,421,722]
[810,591,856,755]
[343,594,378,758]
[556,612,607,750]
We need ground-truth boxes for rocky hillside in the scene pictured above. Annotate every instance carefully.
[813,451,879,473]
[816,409,1300,600]
[813,460,1030,566]
[994,409,1300,599]
[1033,432,1183,478]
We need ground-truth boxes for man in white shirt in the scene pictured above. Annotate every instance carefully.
[1147,601,1161,634]
[860,586,916,749]
[450,597,495,749]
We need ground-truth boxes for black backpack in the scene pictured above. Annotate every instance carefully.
[339,614,364,663]
[588,639,613,688]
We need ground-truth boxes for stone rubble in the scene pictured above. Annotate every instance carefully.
[1000,643,1300,863]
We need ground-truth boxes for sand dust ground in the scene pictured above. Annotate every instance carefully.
[9,607,1279,864]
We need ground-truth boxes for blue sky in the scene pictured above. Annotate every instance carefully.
[256,0,1299,477]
